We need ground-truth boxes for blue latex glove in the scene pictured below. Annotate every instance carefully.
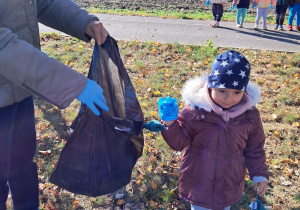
[253,4,257,7]
[230,5,237,11]
[143,120,165,132]
[288,6,291,10]
[270,4,274,9]
[77,79,109,116]
[158,96,179,121]
[206,0,210,6]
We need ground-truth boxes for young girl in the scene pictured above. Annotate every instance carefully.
[232,0,251,28]
[209,0,228,27]
[274,0,292,30]
[158,50,269,210]
[287,0,300,31]
[253,0,276,29]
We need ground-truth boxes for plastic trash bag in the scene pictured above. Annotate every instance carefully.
[50,36,144,197]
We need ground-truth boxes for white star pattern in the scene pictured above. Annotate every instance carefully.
[238,54,244,58]
[239,70,246,78]
[245,63,250,69]
[242,86,245,91]
[219,83,226,88]
[212,81,215,86]
[232,81,239,87]
[220,60,229,67]
[226,70,233,76]
[214,69,220,77]
[228,52,233,55]
[235,58,241,63]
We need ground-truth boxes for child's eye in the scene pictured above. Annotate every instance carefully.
[218,90,225,93]
[235,91,242,94]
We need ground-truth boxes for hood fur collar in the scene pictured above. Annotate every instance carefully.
[181,75,261,111]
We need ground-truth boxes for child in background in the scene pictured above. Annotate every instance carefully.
[233,0,251,27]
[274,0,293,30]
[253,0,276,29]
[209,0,228,27]
[158,50,269,210]
[287,0,300,31]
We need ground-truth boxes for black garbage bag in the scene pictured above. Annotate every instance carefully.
[50,36,144,197]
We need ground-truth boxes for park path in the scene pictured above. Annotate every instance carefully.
[39,13,300,52]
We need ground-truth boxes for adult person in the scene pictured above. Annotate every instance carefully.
[0,0,109,209]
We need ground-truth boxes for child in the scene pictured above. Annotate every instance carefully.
[287,0,300,31]
[233,0,251,28]
[158,50,269,210]
[209,0,228,27]
[253,0,276,29]
[274,0,292,30]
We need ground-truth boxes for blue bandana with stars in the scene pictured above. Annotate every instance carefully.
[208,50,250,91]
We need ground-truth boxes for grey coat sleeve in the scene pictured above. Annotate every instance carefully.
[37,0,99,42]
[0,27,87,108]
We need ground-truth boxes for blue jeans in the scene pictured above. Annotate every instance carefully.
[288,3,300,26]
[0,96,39,210]
[236,8,247,24]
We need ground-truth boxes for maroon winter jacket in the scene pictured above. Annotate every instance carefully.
[161,76,269,209]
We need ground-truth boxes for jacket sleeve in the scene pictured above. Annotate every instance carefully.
[37,0,98,42]
[0,26,87,108]
[243,109,269,180]
[161,107,194,151]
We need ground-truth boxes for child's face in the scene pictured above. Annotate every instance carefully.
[210,88,244,109]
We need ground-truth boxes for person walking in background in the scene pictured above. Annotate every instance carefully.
[233,0,251,27]
[274,0,293,30]
[157,50,269,210]
[209,0,228,27]
[287,0,300,31]
[253,0,277,29]
[0,0,109,209]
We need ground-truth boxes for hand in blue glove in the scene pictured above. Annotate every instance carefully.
[158,96,179,121]
[143,120,165,132]
[270,4,274,9]
[230,5,237,11]
[77,79,109,116]
[206,0,210,6]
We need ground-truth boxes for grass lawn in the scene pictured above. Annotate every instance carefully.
[6,33,298,210]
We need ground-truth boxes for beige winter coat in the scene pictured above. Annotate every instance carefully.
[0,0,98,108]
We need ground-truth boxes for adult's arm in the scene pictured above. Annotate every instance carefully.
[37,0,98,42]
[0,26,87,108]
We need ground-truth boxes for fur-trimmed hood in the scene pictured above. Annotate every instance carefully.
[181,75,261,112]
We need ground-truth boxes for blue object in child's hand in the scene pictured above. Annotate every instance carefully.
[230,5,237,11]
[143,120,165,132]
[158,96,179,121]
[270,4,274,9]
[253,4,257,7]
[249,190,266,210]
[206,0,210,6]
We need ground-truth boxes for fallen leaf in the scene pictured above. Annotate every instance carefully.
[149,200,156,207]
[141,184,147,193]
[151,180,157,190]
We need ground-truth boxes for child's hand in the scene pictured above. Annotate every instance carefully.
[158,96,179,121]
[143,120,165,132]
[254,181,268,196]
[222,2,226,6]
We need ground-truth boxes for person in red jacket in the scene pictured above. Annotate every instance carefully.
[158,50,269,210]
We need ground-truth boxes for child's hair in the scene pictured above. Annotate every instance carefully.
[208,50,250,91]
